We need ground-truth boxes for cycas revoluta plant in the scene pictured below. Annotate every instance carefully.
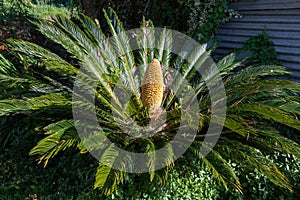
[1,8,300,196]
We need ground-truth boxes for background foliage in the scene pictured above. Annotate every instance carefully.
[236,30,281,66]
[75,0,240,43]
[186,0,241,43]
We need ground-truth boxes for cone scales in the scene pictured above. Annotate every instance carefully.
[141,59,164,110]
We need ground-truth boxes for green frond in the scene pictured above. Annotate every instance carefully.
[94,143,131,196]
[103,8,137,92]
[56,16,97,48]
[218,139,293,192]
[0,75,32,99]
[0,53,18,76]
[247,130,300,160]
[232,103,300,130]
[79,131,109,153]
[94,163,123,196]
[175,43,207,80]
[226,65,290,88]
[78,14,106,44]
[0,54,39,98]
[146,140,174,182]
[0,93,71,116]
[8,39,78,76]
[276,101,300,115]
[54,16,113,80]
[223,116,256,138]
[29,119,78,167]
[32,19,86,60]
[152,167,170,186]
[157,28,172,72]
[146,139,156,181]
[257,98,300,115]
[142,19,156,61]
[216,51,251,76]
[104,7,126,35]
[136,17,155,81]
[164,43,209,109]
[43,119,75,134]
[226,79,299,104]
[77,13,121,75]
[51,16,111,77]
[41,12,138,116]
[190,142,242,193]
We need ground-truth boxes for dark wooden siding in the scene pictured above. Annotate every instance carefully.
[215,0,300,81]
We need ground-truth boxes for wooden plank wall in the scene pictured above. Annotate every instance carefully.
[215,0,300,81]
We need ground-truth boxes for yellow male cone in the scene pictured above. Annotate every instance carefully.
[141,58,164,111]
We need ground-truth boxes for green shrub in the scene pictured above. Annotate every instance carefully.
[32,0,73,7]
[187,0,241,43]
[74,0,239,40]
[0,0,32,19]
[0,0,75,20]
[237,30,280,66]
[29,3,72,18]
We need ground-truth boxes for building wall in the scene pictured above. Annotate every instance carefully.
[215,0,300,81]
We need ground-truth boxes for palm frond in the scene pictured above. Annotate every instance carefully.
[0,53,18,76]
[247,130,300,160]
[29,119,78,166]
[94,143,130,196]
[31,19,86,60]
[0,93,71,116]
[146,138,157,181]
[226,79,299,105]
[8,39,78,76]
[103,8,136,92]
[136,17,155,82]
[157,28,172,72]
[272,100,300,115]
[218,138,293,191]
[189,142,242,193]
[226,65,290,88]
[223,116,256,138]
[216,51,252,76]
[231,103,300,130]
[77,14,119,72]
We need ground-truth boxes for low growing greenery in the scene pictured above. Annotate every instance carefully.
[0,0,74,20]
[0,0,31,19]
[110,160,220,200]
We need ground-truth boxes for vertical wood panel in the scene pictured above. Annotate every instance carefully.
[215,1,300,81]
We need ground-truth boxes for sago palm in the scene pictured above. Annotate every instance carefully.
[0,8,300,196]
